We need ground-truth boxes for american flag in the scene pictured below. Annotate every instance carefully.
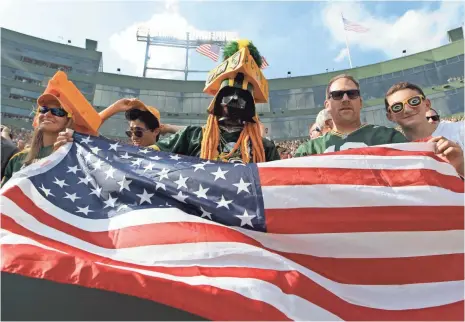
[260,56,269,69]
[1,133,464,320]
[195,44,220,62]
[342,16,369,33]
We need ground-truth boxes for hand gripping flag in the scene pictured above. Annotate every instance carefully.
[1,133,464,321]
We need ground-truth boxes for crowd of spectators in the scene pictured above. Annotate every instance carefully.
[1,113,464,157]
[447,76,464,83]
[273,114,464,157]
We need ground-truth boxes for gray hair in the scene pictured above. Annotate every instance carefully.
[315,109,332,129]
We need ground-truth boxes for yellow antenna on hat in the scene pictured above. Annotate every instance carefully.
[237,39,250,50]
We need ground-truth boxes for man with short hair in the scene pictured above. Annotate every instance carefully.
[426,108,440,124]
[385,82,464,150]
[295,74,407,156]
[385,81,464,176]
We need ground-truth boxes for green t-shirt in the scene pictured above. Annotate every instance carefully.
[295,124,407,157]
[1,145,54,186]
[155,125,280,163]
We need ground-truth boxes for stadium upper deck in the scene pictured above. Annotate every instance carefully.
[1,27,464,140]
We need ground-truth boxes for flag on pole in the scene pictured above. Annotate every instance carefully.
[342,17,369,33]
[260,56,269,69]
[1,133,464,320]
[195,44,220,62]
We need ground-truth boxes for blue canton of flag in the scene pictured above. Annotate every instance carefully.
[27,133,266,231]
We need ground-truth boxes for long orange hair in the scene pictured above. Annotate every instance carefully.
[200,113,266,163]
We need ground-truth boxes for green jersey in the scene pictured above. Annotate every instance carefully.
[2,145,54,186]
[155,125,280,163]
[295,124,407,157]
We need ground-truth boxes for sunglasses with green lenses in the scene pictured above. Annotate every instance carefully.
[389,95,424,113]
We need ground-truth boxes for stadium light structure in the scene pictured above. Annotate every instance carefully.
[136,28,238,80]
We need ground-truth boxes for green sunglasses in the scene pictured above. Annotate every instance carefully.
[389,95,424,113]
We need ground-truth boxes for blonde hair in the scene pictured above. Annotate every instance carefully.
[200,114,266,163]
[24,118,73,166]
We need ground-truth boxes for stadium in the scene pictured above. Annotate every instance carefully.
[1,26,465,321]
[2,26,464,145]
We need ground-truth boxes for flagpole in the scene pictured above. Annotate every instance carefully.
[341,13,353,69]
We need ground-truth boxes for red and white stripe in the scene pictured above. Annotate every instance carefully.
[1,143,463,320]
[195,44,220,62]
[343,17,369,33]
[261,56,269,69]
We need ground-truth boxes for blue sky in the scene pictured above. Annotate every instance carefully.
[1,0,464,81]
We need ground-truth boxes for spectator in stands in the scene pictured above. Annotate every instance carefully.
[277,146,291,159]
[124,108,160,148]
[426,108,440,124]
[264,127,271,141]
[259,123,272,141]
[54,98,184,151]
[154,40,279,163]
[314,108,333,136]
[295,74,407,156]
[308,123,321,139]
[16,140,25,151]
[1,126,19,179]
[2,94,74,186]
[385,82,465,150]
[99,98,162,148]
[1,126,13,141]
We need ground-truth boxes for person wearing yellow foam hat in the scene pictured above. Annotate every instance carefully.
[2,92,74,186]
[154,40,280,164]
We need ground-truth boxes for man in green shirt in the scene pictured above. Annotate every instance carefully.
[2,145,54,185]
[295,74,407,156]
[156,124,279,163]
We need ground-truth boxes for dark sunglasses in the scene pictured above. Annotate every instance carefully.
[125,127,149,138]
[39,106,68,117]
[389,95,424,114]
[329,89,360,100]
[426,115,440,122]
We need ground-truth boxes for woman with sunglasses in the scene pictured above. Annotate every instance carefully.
[1,93,73,185]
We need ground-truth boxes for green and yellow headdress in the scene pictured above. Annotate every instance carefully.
[200,39,268,163]
[203,39,269,116]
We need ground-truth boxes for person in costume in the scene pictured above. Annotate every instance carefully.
[155,40,279,163]
[295,74,408,156]
[2,93,74,185]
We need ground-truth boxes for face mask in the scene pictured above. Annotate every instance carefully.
[217,88,255,124]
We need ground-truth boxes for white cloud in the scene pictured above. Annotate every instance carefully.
[322,1,465,62]
[108,0,238,79]
[334,48,349,63]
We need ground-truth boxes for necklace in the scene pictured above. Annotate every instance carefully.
[331,123,367,139]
